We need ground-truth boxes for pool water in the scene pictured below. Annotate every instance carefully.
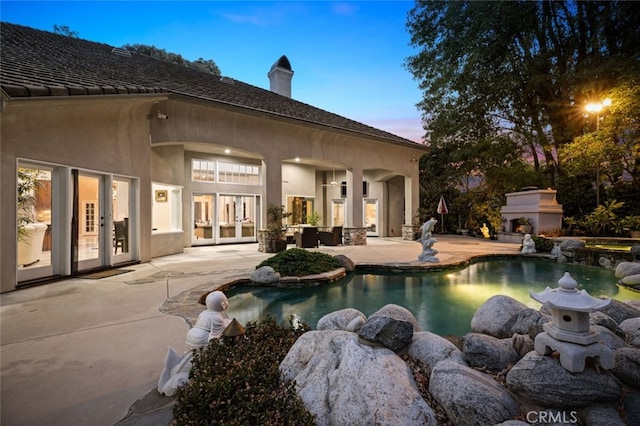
[225,259,640,337]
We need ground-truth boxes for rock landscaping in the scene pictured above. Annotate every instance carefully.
[280,296,640,425]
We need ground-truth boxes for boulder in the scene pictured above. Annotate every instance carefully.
[429,360,520,426]
[317,308,366,332]
[369,304,422,332]
[511,334,535,357]
[506,352,622,407]
[581,404,626,426]
[334,254,355,272]
[471,295,528,338]
[628,300,640,311]
[462,333,520,372]
[622,390,640,426]
[250,266,280,284]
[621,274,640,287]
[598,299,640,324]
[407,331,467,370]
[504,308,549,339]
[591,311,625,338]
[559,239,585,251]
[619,317,640,348]
[615,261,640,279]
[610,347,640,388]
[593,325,627,351]
[280,330,437,426]
[358,315,413,353]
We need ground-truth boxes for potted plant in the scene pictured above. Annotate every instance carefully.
[306,211,321,226]
[621,215,640,238]
[265,204,291,252]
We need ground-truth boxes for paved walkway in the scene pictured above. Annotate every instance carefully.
[1,235,522,426]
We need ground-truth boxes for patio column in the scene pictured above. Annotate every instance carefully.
[345,168,363,227]
[404,175,417,225]
[263,154,283,218]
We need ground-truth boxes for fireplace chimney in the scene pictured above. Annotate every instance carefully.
[268,55,294,98]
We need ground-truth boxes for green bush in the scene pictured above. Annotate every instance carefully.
[532,235,555,252]
[257,247,342,277]
[173,317,314,425]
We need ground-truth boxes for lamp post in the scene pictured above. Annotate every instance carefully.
[584,98,611,206]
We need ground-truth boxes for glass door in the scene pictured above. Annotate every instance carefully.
[364,199,378,236]
[73,172,105,272]
[219,195,257,243]
[17,164,54,282]
[331,199,345,226]
[112,178,133,262]
[193,194,215,246]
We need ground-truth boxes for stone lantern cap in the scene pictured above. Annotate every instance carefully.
[530,272,611,312]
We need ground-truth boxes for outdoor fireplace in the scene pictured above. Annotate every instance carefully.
[498,188,563,243]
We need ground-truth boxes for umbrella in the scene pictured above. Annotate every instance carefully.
[437,196,448,233]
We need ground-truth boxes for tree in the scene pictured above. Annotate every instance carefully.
[53,25,79,38]
[124,44,221,75]
[406,1,640,184]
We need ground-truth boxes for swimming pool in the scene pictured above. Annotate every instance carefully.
[225,259,640,337]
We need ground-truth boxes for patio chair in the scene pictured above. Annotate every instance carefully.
[294,227,319,248]
[319,226,343,246]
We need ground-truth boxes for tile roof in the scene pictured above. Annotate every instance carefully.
[1,22,421,147]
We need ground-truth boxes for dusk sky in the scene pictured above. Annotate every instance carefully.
[1,1,425,143]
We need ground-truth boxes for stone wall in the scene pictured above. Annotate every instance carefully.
[343,227,367,245]
[402,224,419,241]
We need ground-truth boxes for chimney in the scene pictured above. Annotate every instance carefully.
[268,55,294,98]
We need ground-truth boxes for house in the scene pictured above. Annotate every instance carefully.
[0,22,426,293]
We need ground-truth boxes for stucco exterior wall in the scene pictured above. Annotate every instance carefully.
[1,94,424,292]
[1,96,157,293]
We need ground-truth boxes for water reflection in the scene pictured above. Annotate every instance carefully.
[225,259,639,337]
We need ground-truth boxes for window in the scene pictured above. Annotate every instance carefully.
[287,196,315,225]
[218,161,260,185]
[152,183,182,232]
[192,159,260,185]
[192,160,215,182]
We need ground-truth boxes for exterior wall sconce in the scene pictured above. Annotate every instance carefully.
[157,111,169,120]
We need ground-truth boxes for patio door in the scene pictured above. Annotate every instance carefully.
[331,199,345,226]
[364,199,378,236]
[73,171,107,272]
[218,194,257,243]
[193,194,214,246]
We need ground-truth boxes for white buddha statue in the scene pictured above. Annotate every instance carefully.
[521,233,536,254]
[185,291,233,350]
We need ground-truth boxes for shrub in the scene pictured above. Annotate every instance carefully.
[532,235,555,252]
[257,247,342,277]
[172,316,314,425]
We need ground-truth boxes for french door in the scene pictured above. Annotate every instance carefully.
[364,198,379,236]
[18,163,137,284]
[218,195,257,243]
[72,171,135,272]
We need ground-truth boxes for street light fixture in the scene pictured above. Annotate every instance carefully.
[584,98,612,205]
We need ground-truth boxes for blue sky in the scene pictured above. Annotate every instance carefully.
[1,1,425,142]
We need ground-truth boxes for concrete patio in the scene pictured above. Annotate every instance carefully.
[1,235,522,425]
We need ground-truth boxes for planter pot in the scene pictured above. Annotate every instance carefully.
[272,239,287,253]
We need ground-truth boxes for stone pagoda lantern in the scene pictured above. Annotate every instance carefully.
[530,272,615,373]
